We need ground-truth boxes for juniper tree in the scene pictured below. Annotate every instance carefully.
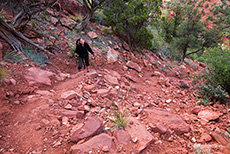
[103,0,162,52]
[161,0,222,62]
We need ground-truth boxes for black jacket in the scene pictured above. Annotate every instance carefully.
[75,40,94,58]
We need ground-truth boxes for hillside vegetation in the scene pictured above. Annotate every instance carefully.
[0,0,230,153]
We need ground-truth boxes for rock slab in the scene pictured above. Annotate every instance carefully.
[71,116,103,143]
[145,108,190,134]
[70,133,115,153]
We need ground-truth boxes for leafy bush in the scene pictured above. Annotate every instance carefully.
[196,47,230,103]
[203,47,230,93]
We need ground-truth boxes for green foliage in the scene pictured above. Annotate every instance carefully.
[203,47,230,93]
[212,1,230,33]
[103,0,162,51]
[70,14,83,22]
[102,26,113,34]
[24,47,49,68]
[108,106,129,130]
[227,128,230,134]
[4,51,23,62]
[0,67,9,81]
[205,4,209,8]
[160,0,222,62]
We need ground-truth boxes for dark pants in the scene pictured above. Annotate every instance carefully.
[78,56,89,70]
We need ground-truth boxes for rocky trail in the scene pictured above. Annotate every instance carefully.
[0,5,230,153]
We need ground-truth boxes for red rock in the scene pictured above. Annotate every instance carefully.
[50,17,58,25]
[60,0,85,16]
[150,124,168,134]
[197,133,212,143]
[60,17,76,29]
[56,73,69,81]
[9,78,16,85]
[36,90,52,96]
[114,129,131,144]
[70,133,115,153]
[96,88,110,97]
[198,110,220,121]
[24,67,54,86]
[104,74,119,85]
[86,72,98,79]
[57,109,84,118]
[104,69,121,80]
[61,90,77,100]
[84,84,96,92]
[211,132,230,146]
[152,71,163,77]
[124,74,138,83]
[87,31,98,39]
[192,106,202,115]
[125,117,154,153]
[107,48,120,63]
[145,108,190,134]
[114,44,120,50]
[126,61,141,73]
[70,116,103,143]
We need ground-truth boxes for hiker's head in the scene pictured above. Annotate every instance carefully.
[79,38,84,45]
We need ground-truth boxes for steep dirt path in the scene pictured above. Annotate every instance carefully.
[0,72,86,153]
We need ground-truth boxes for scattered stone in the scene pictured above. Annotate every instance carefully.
[192,106,202,115]
[125,117,154,153]
[166,99,171,103]
[198,110,220,121]
[211,132,230,146]
[41,119,50,125]
[152,71,162,77]
[9,78,16,85]
[150,124,168,134]
[35,90,52,96]
[145,108,190,134]
[24,67,55,86]
[197,133,212,143]
[14,101,20,105]
[84,84,96,92]
[114,129,131,144]
[50,17,58,25]
[107,47,120,63]
[114,44,119,50]
[56,73,69,81]
[64,104,72,110]
[96,88,110,97]
[60,17,76,29]
[70,133,115,153]
[126,61,141,73]
[61,90,78,100]
[104,74,119,85]
[62,116,68,125]
[70,116,103,143]
[102,145,110,152]
[87,31,98,39]
[57,109,84,118]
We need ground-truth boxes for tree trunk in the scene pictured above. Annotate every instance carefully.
[75,11,94,33]
[0,18,52,55]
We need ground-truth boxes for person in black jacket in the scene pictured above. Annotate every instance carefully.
[75,38,94,72]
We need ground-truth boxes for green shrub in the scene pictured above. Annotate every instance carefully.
[108,105,129,130]
[70,14,83,22]
[4,51,23,62]
[24,47,49,68]
[102,26,113,34]
[203,47,230,93]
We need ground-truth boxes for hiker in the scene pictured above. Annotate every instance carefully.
[75,38,95,72]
